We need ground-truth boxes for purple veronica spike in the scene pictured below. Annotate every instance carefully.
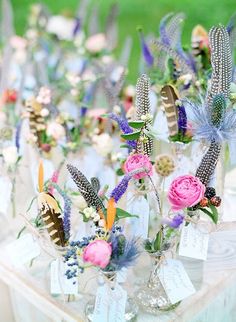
[15,121,21,152]
[177,103,187,136]
[73,18,81,36]
[138,31,154,67]
[81,83,95,117]
[110,175,131,203]
[51,183,71,241]
[109,113,137,149]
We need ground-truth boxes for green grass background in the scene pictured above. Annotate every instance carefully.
[12,0,236,81]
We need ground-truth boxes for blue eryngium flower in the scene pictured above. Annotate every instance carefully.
[183,98,236,143]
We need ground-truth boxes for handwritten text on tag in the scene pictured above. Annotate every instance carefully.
[158,259,196,304]
[179,224,209,261]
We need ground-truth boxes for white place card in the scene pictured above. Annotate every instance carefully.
[158,259,196,304]
[179,224,209,261]
[92,283,127,322]
[92,284,109,322]
[0,176,12,215]
[7,233,41,267]
[109,284,127,322]
[50,259,78,295]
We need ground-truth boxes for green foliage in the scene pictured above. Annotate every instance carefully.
[128,120,145,129]
[121,130,141,140]
[199,205,218,224]
[115,207,139,221]
[12,0,236,82]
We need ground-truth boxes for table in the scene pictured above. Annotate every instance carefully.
[1,224,236,322]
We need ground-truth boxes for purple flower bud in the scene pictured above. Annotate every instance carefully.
[138,30,154,67]
[163,214,184,228]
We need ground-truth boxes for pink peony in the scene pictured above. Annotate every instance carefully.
[83,240,112,269]
[168,175,206,211]
[124,154,153,179]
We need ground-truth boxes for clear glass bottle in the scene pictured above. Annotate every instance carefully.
[135,251,180,314]
[85,270,138,322]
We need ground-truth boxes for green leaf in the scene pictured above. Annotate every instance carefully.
[121,130,141,141]
[116,168,124,176]
[209,204,218,224]
[154,230,163,251]
[199,206,218,224]
[128,121,145,129]
[115,208,139,221]
[120,144,130,149]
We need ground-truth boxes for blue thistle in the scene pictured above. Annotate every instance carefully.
[110,175,131,203]
[107,237,139,271]
[108,113,137,149]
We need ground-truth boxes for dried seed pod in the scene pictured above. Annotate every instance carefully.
[154,154,175,177]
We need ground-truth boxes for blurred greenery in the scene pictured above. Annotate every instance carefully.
[12,0,236,82]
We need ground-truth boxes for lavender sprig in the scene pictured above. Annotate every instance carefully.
[110,175,131,203]
[176,101,187,136]
[50,183,71,241]
[15,121,22,153]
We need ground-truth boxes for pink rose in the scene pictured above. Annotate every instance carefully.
[168,175,206,211]
[85,33,107,53]
[83,240,112,269]
[124,154,153,179]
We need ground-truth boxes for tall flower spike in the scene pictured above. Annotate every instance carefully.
[207,26,232,107]
[196,25,233,187]
[67,164,105,212]
[151,40,196,77]
[135,74,153,156]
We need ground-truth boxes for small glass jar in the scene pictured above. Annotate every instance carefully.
[135,251,180,314]
[85,270,138,321]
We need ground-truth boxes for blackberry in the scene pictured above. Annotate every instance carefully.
[204,187,216,199]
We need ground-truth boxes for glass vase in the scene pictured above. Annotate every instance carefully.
[135,252,180,314]
[85,270,138,322]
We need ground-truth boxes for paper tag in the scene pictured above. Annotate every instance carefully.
[93,283,127,322]
[0,176,12,215]
[158,259,196,304]
[92,284,109,322]
[109,284,127,322]
[0,177,12,215]
[127,195,149,239]
[7,233,41,267]
[117,268,127,283]
[179,224,209,260]
[50,259,78,295]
